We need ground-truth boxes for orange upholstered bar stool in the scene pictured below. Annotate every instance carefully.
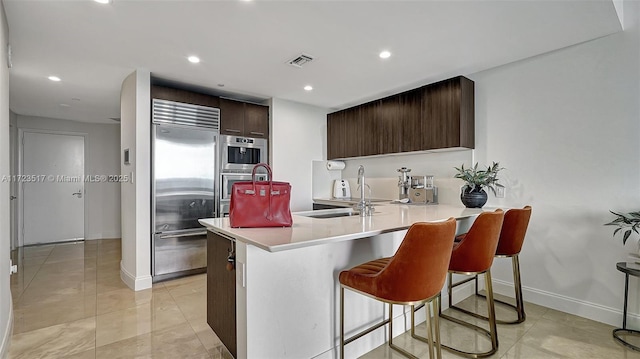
[339,218,457,359]
[451,206,532,325]
[440,209,504,358]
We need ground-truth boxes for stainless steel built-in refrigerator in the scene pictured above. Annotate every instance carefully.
[152,99,220,282]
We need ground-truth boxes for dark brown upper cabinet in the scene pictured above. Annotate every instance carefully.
[151,85,220,108]
[220,98,269,138]
[399,89,426,153]
[326,75,474,159]
[327,106,361,159]
[422,76,474,150]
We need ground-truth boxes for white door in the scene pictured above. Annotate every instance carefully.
[22,131,85,245]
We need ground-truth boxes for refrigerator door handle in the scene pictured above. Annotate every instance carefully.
[159,231,207,239]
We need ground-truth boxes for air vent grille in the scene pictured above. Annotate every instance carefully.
[152,99,220,130]
[288,54,314,68]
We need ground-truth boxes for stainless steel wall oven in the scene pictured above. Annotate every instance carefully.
[220,135,267,173]
[219,134,268,217]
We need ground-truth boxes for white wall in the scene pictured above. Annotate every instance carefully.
[9,111,17,250]
[339,0,640,328]
[270,98,328,211]
[0,2,12,356]
[16,116,121,240]
[469,1,640,327]
[120,70,152,291]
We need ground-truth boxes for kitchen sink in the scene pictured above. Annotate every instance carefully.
[304,211,361,219]
[329,198,391,203]
[296,208,363,219]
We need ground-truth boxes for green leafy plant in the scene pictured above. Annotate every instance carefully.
[454,162,504,195]
[605,211,640,245]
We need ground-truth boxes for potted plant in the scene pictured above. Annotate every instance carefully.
[605,211,640,249]
[454,162,504,208]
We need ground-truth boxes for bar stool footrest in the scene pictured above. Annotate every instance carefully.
[475,292,526,324]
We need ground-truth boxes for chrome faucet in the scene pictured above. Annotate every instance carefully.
[354,165,374,216]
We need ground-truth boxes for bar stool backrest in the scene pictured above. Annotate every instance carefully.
[374,218,457,303]
[449,209,504,273]
[496,206,532,256]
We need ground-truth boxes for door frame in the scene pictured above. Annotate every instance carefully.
[17,128,88,247]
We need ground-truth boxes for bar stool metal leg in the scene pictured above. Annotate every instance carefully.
[441,270,499,358]
[461,254,526,325]
[411,299,441,359]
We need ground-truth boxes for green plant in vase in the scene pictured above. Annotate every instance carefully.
[454,162,504,208]
[605,211,640,254]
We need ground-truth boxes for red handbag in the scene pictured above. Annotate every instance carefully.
[229,163,293,228]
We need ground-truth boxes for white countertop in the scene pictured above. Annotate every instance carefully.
[198,203,487,252]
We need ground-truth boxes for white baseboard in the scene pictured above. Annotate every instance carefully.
[85,234,122,241]
[120,261,152,291]
[1,296,14,358]
[491,278,623,327]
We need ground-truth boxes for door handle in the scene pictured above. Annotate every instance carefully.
[159,231,207,239]
[72,191,83,198]
[10,196,16,200]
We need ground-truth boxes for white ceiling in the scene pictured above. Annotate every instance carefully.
[3,0,622,124]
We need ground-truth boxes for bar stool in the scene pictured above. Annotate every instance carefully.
[451,206,532,325]
[339,218,457,359]
[440,209,504,358]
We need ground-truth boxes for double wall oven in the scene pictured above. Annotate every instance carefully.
[219,135,268,216]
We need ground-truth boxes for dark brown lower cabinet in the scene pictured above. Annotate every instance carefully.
[207,231,236,358]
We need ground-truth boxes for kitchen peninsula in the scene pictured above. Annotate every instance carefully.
[199,204,487,359]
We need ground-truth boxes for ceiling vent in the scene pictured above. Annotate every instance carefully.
[287,54,314,68]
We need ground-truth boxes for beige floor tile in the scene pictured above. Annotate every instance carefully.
[501,341,570,358]
[95,296,188,347]
[17,279,97,307]
[19,255,49,266]
[13,294,97,334]
[95,322,209,359]
[96,286,174,315]
[162,272,206,290]
[173,289,207,322]
[10,264,40,301]
[164,273,206,298]
[519,317,640,359]
[8,317,96,359]
[189,319,224,353]
[96,272,130,294]
[37,257,97,275]
[64,348,97,359]
[21,244,55,258]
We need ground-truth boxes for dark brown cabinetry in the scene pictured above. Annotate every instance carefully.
[326,76,474,159]
[207,232,236,358]
[151,85,219,108]
[422,77,474,150]
[220,98,269,138]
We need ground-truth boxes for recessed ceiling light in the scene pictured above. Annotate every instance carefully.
[187,56,200,64]
[60,103,70,107]
[48,76,61,82]
[94,0,111,4]
[304,85,313,91]
[379,51,391,59]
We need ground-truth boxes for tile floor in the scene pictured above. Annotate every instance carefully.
[7,239,640,358]
[8,239,232,359]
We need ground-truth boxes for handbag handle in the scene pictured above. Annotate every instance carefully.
[251,163,274,220]
[252,162,272,182]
